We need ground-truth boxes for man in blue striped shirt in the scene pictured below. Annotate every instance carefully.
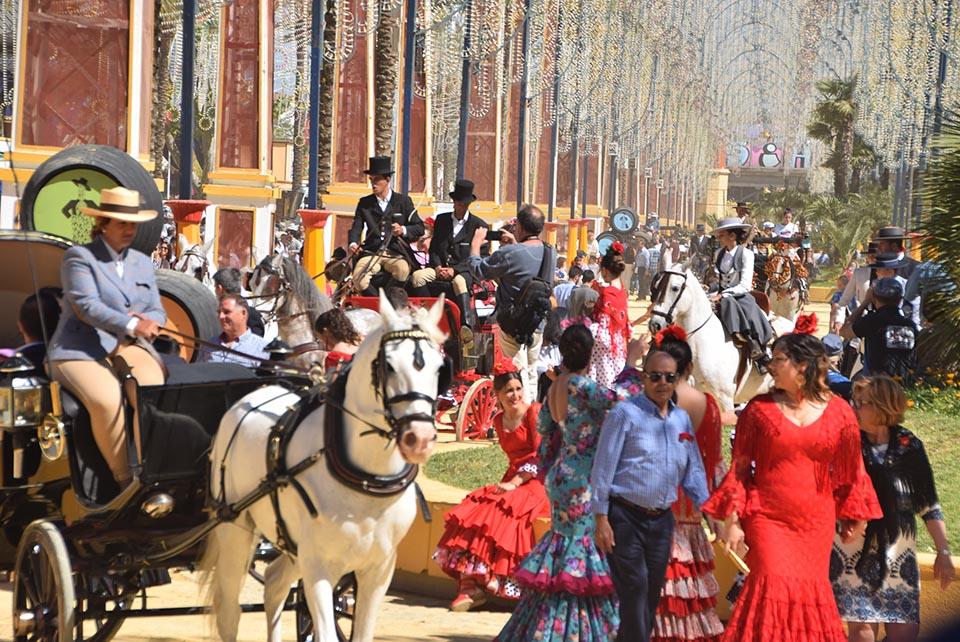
[591,350,709,642]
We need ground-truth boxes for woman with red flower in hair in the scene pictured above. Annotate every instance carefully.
[589,240,631,387]
[650,325,725,642]
[434,358,550,611]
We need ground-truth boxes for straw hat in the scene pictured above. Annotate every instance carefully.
[80,187,157,223]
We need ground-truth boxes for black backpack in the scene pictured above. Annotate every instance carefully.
[497,243,555,346]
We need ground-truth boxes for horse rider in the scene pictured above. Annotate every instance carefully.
[46,187,166,496]
[410,178,488,330]
[707,217,774,370]
[348,155,424,294]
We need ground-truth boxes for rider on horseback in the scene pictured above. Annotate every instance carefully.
[707,217,774,371]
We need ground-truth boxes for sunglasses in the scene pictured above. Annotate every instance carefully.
[644,371,678,383]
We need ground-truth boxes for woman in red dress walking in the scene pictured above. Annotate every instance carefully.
[589,242,630,388]
[703,332,882,642]
[434,363,550,610]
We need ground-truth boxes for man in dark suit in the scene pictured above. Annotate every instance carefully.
[348,156,425,293]
[411,179,488,328]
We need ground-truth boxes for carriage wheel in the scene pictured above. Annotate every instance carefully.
[455,378,498,441]
[294,572,356,642]
[12,521,75,642]
[73,574,129,642]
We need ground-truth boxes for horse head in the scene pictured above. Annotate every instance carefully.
[248,253,333,326]
[351,290,445,465]
[173,235,214,282]
[648,264,705,334]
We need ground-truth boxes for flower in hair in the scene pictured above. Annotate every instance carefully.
[655,324,688,347]
[610,241,624,255]
[792,313,818,335]
[492,357,518,376]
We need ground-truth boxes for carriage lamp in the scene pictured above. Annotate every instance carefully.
[0,354,47,430]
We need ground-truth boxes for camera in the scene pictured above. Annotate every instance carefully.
[486,229,502,242]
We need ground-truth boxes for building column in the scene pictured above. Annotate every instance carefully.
[299,209,333,291]
[698,168,730,226]
[167,199,211,245]
[202,0,277,269]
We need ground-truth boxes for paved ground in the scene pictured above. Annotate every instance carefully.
[0,571,512,641]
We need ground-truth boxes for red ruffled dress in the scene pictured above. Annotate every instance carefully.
[654,393,725,642]
[589,284,630,388]
[324,350,354,372]
[702,395,882,642]
[434,404,550,599]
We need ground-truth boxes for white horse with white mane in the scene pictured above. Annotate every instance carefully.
[648,260,789,411]
[201,291,445,642]
[173,234,215,286]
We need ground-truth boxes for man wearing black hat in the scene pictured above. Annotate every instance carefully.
[348,156,425,293]
[410,179,488,328]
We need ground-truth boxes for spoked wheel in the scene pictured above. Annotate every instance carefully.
[74,574,131,642]
[12,521,75,642]
[294,572,356,642]
[455,378,498,440]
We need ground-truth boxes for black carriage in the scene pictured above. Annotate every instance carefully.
[0,231,353,642]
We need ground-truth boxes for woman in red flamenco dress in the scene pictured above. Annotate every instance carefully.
[703,331,882,642]
[589,241,631,388]
[434,363,550,611]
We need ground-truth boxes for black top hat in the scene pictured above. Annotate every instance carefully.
[364,156,394,176]
[873,226,906,241]
[449,179,477,203]
[695,223,705,232]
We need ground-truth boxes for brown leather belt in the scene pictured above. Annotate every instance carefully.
[612,495,669,518]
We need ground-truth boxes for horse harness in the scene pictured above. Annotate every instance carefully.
[178,245,210,282]
[251,328,444,556]
[650,270,712,337]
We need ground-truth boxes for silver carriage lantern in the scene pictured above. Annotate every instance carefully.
[0,354,46,430]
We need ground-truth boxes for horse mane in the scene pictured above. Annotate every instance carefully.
[281,255,333,324]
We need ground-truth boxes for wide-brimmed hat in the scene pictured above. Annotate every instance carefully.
[868,252,909,270]
[449,179,477,203]
[364,156,394,176]
[735,201,750,210]
[712,217,751,234]
[80,187,157,222]
[762,221,775,229]
[873,226,906,242]
[695,223,705,232]
[874,277,904,300]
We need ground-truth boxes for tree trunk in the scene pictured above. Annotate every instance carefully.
[373,1,400,156]
[150,2,176,180]
[316,0,338,202]
[835,124,853,199]
[850,166,862,194]
[880,166,891,190]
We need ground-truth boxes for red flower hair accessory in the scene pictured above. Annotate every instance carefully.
[655,324,688,347]
[492,357,518,376]
[679,432,695,443]
[610,241,625,255]
[792,313,818,335]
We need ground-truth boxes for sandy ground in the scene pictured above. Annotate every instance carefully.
[0,570,511,641]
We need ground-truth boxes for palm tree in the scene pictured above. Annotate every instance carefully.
[316,0,339,201]
[374,0,401,156]
[808,76,857,198]
[918,112,960,366]
[150,0,179,179]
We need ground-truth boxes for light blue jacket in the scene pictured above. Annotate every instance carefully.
[48,238,166,362]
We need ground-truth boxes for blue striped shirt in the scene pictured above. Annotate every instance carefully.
[591,393,710,515]
[200,329,269,367]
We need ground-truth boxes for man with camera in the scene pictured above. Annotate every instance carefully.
[347,156,424,294]
[467,204,555,403]
[410,179,488,330]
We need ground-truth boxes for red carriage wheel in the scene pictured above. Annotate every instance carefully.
[456,378,499,441]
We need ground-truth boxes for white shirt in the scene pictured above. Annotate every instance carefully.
[376,189,393,212]
[717,245,755,297]
[775,222,798,238]
[452,213,467,238]
[102,240,141,336]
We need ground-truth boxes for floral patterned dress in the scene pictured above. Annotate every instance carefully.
[589,284,630,388]
[434,404,550,599]
[496,376,621,642]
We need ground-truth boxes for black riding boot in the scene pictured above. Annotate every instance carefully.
[456,292,477,342]
[751,341,771,374]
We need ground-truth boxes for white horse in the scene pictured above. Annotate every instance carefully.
[174,234,215,286]
[648,262,779,411]
[201,291,445,642]
[247,253,335,367]
[763,247,806,322]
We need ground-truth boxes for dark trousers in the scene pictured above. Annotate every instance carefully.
[607,500,674,642]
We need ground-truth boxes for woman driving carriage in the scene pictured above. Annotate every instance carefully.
[47,187,166,494]
[707,217,774,368]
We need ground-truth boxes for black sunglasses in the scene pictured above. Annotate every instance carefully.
[644,371,678,383]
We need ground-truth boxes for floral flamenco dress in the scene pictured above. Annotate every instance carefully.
[653,393,725,642]
[496,376,621,642]
[434,404,550,599]
[701,394,882,642]
[589,284,630,389]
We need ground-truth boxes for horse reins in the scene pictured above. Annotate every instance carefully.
[650,270,713,338]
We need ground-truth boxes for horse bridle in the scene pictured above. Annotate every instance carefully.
[369,328,445,442]
[650,269,712,337]
[246,259,299,323]
[178,245,210,282]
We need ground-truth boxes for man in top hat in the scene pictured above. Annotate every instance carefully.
[410,179,488,328]
[347,155,425,293]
